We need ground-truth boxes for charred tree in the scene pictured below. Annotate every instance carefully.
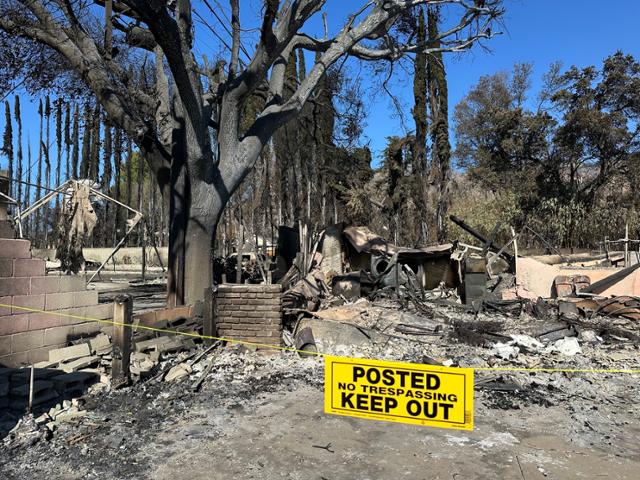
[0,0,501,304]
[1,101,13,197]
[427,6,452,243]
[412,8,429,243]
[14,96,23,206]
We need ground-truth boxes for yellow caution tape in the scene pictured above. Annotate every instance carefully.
[2,302,639,374]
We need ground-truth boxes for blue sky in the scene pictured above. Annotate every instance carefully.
[359,0,640,161]
[2,0,640,175]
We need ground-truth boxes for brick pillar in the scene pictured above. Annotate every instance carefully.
[214,285,282,347]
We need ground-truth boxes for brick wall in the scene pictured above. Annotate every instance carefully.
[214,285,282,347]
[0,238,112,367]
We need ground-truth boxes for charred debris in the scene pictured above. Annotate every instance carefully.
[270,217,640,355]
[3,215,640,457]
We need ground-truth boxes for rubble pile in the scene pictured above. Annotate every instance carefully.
[1,299,638,479]
[0,345,322,479]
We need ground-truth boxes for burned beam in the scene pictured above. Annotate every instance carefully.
[449,215,515,264]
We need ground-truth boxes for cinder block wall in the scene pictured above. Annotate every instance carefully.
[214,285,282,347]
[0,239,112,367]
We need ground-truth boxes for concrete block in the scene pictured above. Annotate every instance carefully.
[84,303,113,320]
[0,336,11,356]
[34,360,59,368]
[45,292,77,311]
[11,330,45,353]
[58,275,87,293]
[0,351,29,367]
[57,307,87,326]
[135,336,173,352]
[51,371,98,393]
[0,259,13,277]
[49,343,91,363]
[0,277,30,296]
[30,276,60,294]
[0,379,8,396]
[0,296,11,316]
[0,239,31,259]
[12,294,46,314]
[11,388,58,408]
[43,325,74,346]
[0,314,29,336]
[27,346,53,364]
[10,369,60,382]
[28,311,61,330]
[13,258,45,277]
[11,379,53,397]
[60,355,99,373]
[73,290,99,308]
[89,333,111,354]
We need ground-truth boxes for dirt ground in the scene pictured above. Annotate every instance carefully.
[2,345,639,480]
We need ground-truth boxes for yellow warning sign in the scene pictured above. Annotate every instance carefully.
[324,356,474,430]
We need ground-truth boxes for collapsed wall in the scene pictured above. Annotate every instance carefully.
[0,238,112,367]
[214,284,282,347]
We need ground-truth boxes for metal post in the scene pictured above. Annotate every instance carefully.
[112,294,133,388]
[28,364,34,414]
[625,223,629,268]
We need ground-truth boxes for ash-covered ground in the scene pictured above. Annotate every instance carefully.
[2,300,640,479]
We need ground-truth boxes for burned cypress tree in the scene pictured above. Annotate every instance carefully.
[52,99,63,246]
[26,136,32,236]
[1,101,13,197]
[412,7,429,243]
[426,6,451,243]
[71,104,80,178]
[44,95,51,186]
[80,103,92,179]
[14,96,23,206]
[89,104,101,181]
[63,102,71,180]
[383,137,409,244]
[55,99,62,188]
[44,95,52,246]
[35,98,44,244]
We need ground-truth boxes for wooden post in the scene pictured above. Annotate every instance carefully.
[112,294,132,388]
[203,287,216,346]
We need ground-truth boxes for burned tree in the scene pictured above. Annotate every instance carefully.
[427,6,452,243]
[0,0,502,305]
